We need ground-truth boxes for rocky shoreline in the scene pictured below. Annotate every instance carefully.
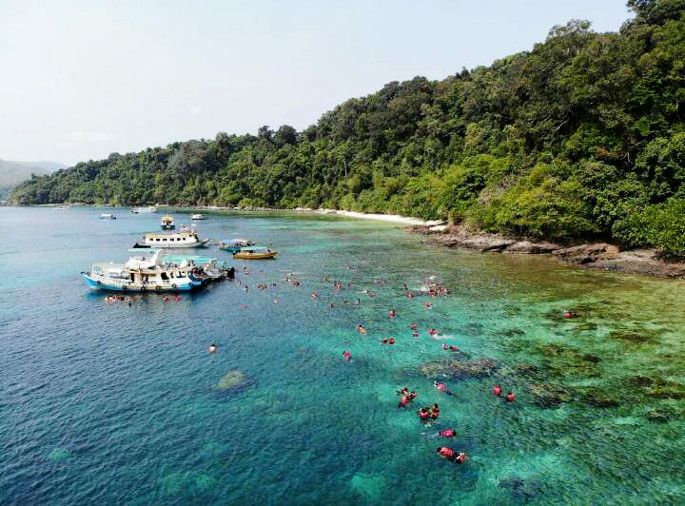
[414,225,685,279]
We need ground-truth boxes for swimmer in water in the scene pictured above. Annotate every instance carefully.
[388,309,396,318]
[434,381,454,395]
[342,350,352,362]
[438,428,456,438]
[356,324,367,335]
[208,343,217,353]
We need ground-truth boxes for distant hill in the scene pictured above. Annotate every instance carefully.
[0,159,67,200]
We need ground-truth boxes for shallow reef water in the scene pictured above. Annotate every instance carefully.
[0,207,683,504]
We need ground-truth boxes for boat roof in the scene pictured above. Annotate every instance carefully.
[128,248,161,253]
[164,255,217,266]
[144,231,196,238]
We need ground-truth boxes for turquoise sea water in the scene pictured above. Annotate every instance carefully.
[0,207,683,505]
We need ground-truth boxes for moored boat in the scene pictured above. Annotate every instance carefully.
[131,206,158,214]
[161,215,175,230]
[133,227,210,248]
[81,249,204,292]
[218,238,256,253]
[99,213,117,220]
[191,213,207,220]
[233,246,278,260]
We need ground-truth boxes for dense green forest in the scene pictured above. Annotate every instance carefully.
[10,0,685,254]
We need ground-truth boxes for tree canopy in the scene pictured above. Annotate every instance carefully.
[10,1,685,255]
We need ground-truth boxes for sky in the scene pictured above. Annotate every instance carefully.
[0,0,633,166]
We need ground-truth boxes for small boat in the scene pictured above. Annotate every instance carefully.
[161,215,175,230]
[164,255,235,281]
[131,206,158,214]
[233,246,278,260]
[82,249,204,292]
[191,213,207,220]
[133,226,210,248]
[218,238,256,253]
[99,213,117,220]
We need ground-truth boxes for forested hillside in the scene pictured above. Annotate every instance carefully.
[10,0,685,254]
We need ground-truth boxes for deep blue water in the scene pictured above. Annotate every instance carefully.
[0,207,683,505]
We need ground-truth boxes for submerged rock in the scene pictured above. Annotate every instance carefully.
[575,387,620,408]
[350,473,386,500]
[47,448,71,463]
[607,328,659,344]
[529,383,571,408]
[160,471,217,496]
[537,343,601,378]
[498,476,544,502]
[420,358,499,380]
[217,370,248,391]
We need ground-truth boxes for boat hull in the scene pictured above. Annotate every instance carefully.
[135,238,210,249]
[82,273,200,292]
[233,251,278,260]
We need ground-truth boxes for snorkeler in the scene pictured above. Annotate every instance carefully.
[343,350,352,362]
[208,343,217,353]
[438,428,456,438]
[493,385,502,397]
[356,324,367,335]
[506,391,516,402]
[434,381,453,395]
[388,309,396,318]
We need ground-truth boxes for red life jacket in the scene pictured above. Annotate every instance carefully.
[439,447,455,458]
[440,429,455,437]
[493,386,502,396]
[400,396,409,406]
[419,411,429,419]
[507,393,516,402]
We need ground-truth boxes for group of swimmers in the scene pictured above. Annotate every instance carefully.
[397,386,418,407]
[493,384,516,402]
[418,403,441,423]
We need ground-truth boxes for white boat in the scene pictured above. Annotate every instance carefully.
[131,206,158,214]
[191,213,207,220]
[133,227,210,248]
[99,213,117,220]
[82,249,204,292]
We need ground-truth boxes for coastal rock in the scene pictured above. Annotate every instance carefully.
[505,240,559,254]
[552,243,619,264]
[421,226,685,279]
[216,370,248,391]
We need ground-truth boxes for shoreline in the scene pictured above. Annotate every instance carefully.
[413,224,685,279]
[9,203,684,278]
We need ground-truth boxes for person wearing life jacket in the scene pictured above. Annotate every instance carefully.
[388,309,396,318]
[412,330,419,337]
[343,351,352,362]
[439,428,456,438]
[398,395,410,408]
[455,452,467,464]
[388,338,395,345]
[356,324,367,335]
[436,446,455,460]
[409,323,418,330]
[442,343,449,351]
[493,385,502,397]
[381,338,389,344]
[408,390,418,401]
[449,345,459,352]
[208,343,217,354]
[434,381,447,393]
[419,407,431,422]
[431,404,440,420]
[506,391,516,402]
[397,386,409,396]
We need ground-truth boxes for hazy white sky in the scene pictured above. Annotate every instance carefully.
[0,0,632,165]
